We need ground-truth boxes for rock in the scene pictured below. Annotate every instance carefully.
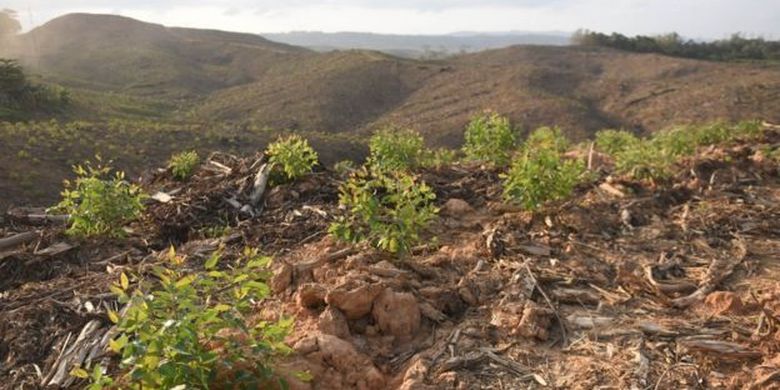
[293,335,319,355]
[517,302,554,340]
[441,198,474,217]
[271,263,293,293]
[318,307,350,339]
[457,284,478,306]
[372,288,421,339]
[437,372,458,388]
[398,357,435,390]
[316,334,386,389]
[704,291,746,316]
[297,283,327,309]
[490,301,526,335]
[420,287,467,318]
[326,281,384,320]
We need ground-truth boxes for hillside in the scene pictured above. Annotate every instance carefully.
[1,123,779,388]
[4,13,779,137]
[193,50,439,131]
[1,13,780,208]
[366,45,780,145]
[199,44,780,145]
[3,13,309,98]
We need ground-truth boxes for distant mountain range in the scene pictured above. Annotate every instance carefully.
[260,31,571,58]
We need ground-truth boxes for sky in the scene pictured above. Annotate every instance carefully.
[5,0,780,38]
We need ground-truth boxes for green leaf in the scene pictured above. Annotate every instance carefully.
[107,309,120,324]
[175,274,197,288]
[120,272,129,290]
[204,251,220,270]
[294,370,314,382]
[70,367,89,379]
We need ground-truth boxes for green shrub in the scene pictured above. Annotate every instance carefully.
[594,129,641,155]
[419,147,457,169]
[692,122,731,145]
[367,126,424,172]
[650,126,698,157]
[329,169,438,255]
[52,159,145,237]
[524,126,570,152]
[267,135,318,181]
[332,160,356,176]
[502,127,584,210]
[731,120,763,139]
[462,112,516,165]
[168,150,199,180]
[613,139,675,180]
[92,247,292,389]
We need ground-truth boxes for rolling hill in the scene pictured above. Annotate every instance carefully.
[4,13,780,140]
[1,13,780,208]
[3,13,309,98]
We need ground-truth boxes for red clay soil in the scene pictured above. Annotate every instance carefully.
[1,128,779,389]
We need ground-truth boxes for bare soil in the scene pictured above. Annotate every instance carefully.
[1,128,779,389]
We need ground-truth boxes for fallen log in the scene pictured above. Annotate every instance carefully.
[0,231,39,251]
[679,337,762,360]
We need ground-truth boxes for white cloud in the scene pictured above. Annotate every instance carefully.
[5,0,779,38]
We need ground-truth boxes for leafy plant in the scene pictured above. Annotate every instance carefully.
[95,246,292,389]
[52,158,145,237]
[524,126,570,153]
[462,112,516,165]
[610,121,763,181]
[502,127,585,210]
[329,169,438,255]
[419,148,457,169]
[168,150,199,180]
[70,365,114,390]
[650,126,698,158]
[332,159,356,176]
[594,129,641,155]
[731,120,763,139]
[267,134,318,181]
[613,139,675,180]
[367,126,425,173]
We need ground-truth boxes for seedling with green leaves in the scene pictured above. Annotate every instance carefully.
[462,112,516,165]
[168,150,200,180]
[329,169,438,255]
[84,246,292,389]
[502,127,585,210]
[52,158,145,237]
[267,134,319,181]
[367,126,425,172]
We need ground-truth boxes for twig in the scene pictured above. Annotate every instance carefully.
[3,280,93,312]
[587,141,595,170]
[41,331,72,386]
[295,247,357,272]
[524,263,568,347]
[653,363,698,390]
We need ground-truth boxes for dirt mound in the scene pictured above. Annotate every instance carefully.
[1,127,780,389]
